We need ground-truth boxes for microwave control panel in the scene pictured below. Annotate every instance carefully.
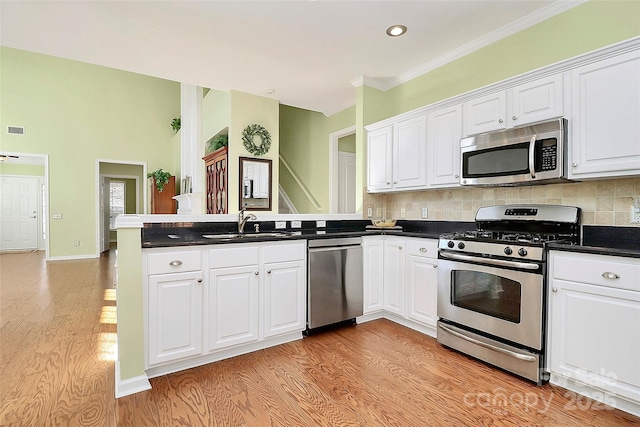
[539,138,557,171]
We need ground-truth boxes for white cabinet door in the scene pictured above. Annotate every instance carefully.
[383,238,405,316]
[263,260,306,338]
[463,91,506,136]
[148,271,203,366]
[428,105,462,187]
[569,50,640,179]
[393,115,427,189]
[406,255,438,327]
[208,265,260,351]
[508,74,563,127]
[367,125,393,191]
[363,236,385,314]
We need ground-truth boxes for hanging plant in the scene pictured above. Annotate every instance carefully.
[147,169,171,192]
[241,124,271,156]
[171,117,181,133]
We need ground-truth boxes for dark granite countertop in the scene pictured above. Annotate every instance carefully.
[141,219,475,248]
[547,226,640,259]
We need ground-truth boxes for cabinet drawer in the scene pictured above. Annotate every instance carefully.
[552,252,640,292]
[147,250,202,275]
[264,242,306,263]
[405,238,438,259]
[210,245,259,268]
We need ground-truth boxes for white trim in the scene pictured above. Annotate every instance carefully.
[277,185,299,214]
[279,155,323,212]
[115,361,151,398]
[328,125,356,214]
[115,214,144,229]
[47,254,98,261]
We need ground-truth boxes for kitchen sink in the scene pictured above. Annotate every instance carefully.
[202,232,292,239]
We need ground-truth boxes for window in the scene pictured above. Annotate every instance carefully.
[109,181,126,230]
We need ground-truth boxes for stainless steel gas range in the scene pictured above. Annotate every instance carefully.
[437,204,580,384]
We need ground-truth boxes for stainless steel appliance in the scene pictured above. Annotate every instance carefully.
[437,204,580,383]
[460,118,569,186]
[306,237,363,333]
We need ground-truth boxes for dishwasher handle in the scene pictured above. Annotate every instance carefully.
[308,244,362,253]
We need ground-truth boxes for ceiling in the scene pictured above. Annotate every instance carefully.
[0,1,582,116]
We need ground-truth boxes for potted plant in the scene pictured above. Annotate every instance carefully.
[207,134,228,154]
[147,169,172,192]
[171,117,181,133]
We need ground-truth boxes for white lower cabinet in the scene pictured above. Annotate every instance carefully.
[405,239,438,328]
[144,241,306,372]
[548,251,640,416]
[148,270,203,366]
[362,236,438,335]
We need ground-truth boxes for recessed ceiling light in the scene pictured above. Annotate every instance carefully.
[386,25,407,37]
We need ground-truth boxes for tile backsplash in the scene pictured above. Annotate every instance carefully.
[363,177,640,227]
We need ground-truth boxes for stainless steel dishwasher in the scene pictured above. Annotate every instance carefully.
[306,237,363,333]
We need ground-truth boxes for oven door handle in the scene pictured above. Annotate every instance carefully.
[438,323,537,362]
[439,251,540,271]
[529,135,537,179]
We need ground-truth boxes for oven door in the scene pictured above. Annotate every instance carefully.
[437,253,544,351]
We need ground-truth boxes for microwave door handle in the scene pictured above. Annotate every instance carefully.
[529,135,537,178]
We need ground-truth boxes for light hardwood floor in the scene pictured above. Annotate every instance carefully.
[1,249,638,426]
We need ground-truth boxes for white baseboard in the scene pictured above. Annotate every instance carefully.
[115,361,151,398]
[47,253,98,261]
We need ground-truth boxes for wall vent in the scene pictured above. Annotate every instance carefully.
[7,126,25,135]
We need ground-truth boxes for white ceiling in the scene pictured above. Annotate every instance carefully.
[1,1,582,116]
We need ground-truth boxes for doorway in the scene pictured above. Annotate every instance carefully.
[329,126,357,214]
[96,160,145,254]
[0,152,48,255]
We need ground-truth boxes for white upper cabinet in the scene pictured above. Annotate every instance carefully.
[366,125,393,191]
[463,75,563,136]
[568,49,640,179]
[427,104,462,187]
[366,114,427,192]
[393,115,428,189]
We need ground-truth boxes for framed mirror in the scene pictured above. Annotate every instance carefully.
[239,157,272,211]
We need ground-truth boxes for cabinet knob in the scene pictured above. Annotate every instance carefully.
[552,287,558,293]
[393,181,398,184]
[512,115,517,121]
[498,119,504,124]
[432,265,437,269]
[169,260,183,267]
[572,162,577,168]
[386,181,391,185]
[419,248,427,252]
[601,272,620,280]
[197,278,203,283]
[255,271,259,275]
[267,270,272,274]
[454,174,459,179]
[399,246,403,250]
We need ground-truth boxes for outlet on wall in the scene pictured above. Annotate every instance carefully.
[291,220,302,228]
[400,208,406,218]
[631,206,640,224]
[367,207,373,218]
[74,240,80,246]
[421,207,428,219]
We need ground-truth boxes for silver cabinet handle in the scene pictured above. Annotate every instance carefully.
[454,174,459,178]
[267,270,272,274]
[432,265,437,269]
[498,118,504,124]
[528,135,537,179]
[169,260,183,267]
[393,181,397,184]
[197,278,203,283]
[29,216,37,219]
[386,181,391,185]
[572,162,577,168]
[255,271,259,275]
[419,247,427,252]
[512,115,517,121]
[552,287,558,293]
[602,272,620,280]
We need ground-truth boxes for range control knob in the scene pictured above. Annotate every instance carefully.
[457,242,466,250]
[504,247,513,255]
[447,241,455,248]
[518,248,528,257]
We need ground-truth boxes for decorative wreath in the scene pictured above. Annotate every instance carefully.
[242,124,271,156]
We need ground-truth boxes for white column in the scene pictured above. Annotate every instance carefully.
[174,84,204,214]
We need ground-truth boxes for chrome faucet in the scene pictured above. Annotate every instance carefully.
[238,206,257,234]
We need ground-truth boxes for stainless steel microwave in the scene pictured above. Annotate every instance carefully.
[460,118,569,186]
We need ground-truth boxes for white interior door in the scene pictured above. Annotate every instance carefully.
[338,152,356,214]
[100,176,110,253]
[0,176,39,251]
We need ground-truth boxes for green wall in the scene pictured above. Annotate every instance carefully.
[0,163,45,176]
[338,134,356,153]
[0,47,180,257]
